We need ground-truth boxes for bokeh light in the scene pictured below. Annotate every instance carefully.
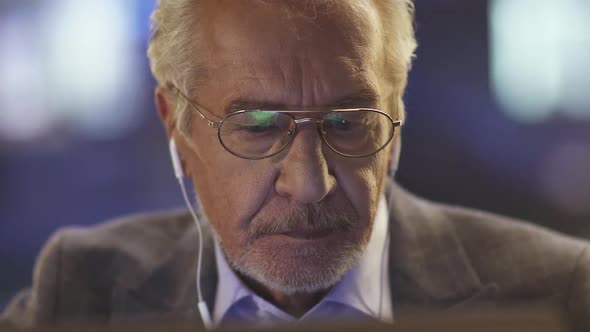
[0,0,147,143]
[0,11,52,141]
[490,0,590,123]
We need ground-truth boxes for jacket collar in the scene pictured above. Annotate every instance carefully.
[110,179,496,324]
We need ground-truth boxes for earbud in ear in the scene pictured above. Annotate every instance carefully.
[388,140,402,176]
[169,139,184,179]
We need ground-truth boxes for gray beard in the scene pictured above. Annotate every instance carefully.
[230,240,365,295]
[222,202,367,295]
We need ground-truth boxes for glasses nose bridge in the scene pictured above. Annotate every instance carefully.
[287,116,327,148]
[293,117,323,126]
[291,117,324,137]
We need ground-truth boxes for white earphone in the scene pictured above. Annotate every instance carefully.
[169,139,185,179]
[168,139,213,329]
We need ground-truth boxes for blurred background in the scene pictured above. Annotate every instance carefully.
[1,0,589,310]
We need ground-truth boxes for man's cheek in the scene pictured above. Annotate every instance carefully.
[341,167,380,218]
[226,172,274,220]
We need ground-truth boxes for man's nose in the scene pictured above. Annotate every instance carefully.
[274,125,337,203]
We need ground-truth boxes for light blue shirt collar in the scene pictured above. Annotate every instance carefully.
[213,196,391,327]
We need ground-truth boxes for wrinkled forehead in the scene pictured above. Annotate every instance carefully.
[201,0,380,59]
[196,0,385,83]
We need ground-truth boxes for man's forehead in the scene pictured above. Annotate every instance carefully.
[204,55,365,80]
[190,0,390,111]
[198,0,381,62]
[195,55,383,111]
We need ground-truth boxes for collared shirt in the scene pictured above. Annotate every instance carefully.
[212,196,392,327]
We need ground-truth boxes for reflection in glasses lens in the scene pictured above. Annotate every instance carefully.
[218,109,398,160]
[321,110,395,158]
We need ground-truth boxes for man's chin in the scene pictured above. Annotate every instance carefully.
[231,234,365,295]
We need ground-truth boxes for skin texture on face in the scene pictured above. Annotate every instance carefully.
[157,0,401,317]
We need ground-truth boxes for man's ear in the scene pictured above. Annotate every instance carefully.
[155,86,177,139]
[155,86,193,178]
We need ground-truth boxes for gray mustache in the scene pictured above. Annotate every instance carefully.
[249,203,358,239]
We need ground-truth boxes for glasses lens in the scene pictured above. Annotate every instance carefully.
[219,111,294,159]
[321,110,394,157]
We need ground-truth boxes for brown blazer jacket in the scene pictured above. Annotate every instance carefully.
[2,180,590,330]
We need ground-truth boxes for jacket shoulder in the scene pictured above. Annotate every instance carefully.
[60,210,194,263]
[443,205,590,330]
[438,202,587,296]
[50,210,196,290]
[568,247,590,331]
[1,210,194,327]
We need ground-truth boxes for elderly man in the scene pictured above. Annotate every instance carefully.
[2,0,590,330]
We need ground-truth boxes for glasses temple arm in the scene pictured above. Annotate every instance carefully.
[167,83,221,128]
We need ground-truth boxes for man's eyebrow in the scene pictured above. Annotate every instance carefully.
[223,88,380,113]
[225,100,287,114]
[328,88,380,109]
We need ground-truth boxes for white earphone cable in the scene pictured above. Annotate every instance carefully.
[178,178,213,329]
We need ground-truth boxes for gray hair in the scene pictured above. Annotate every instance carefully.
[147,0,417,135]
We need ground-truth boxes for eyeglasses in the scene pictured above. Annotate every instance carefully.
[169,84,402,160]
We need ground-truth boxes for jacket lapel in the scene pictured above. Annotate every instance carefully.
[385,179,497,311]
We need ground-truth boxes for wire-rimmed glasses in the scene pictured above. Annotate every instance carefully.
[169,84,402,160]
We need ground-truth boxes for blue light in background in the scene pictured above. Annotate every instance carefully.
[0,0,156,143]
[0,10,53,141]
[42,0,141,139]
[490,0,590,123]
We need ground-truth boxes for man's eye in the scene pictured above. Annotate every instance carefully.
[325,118,353,131]
[242,112,280,132]
[243,123,276,133]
